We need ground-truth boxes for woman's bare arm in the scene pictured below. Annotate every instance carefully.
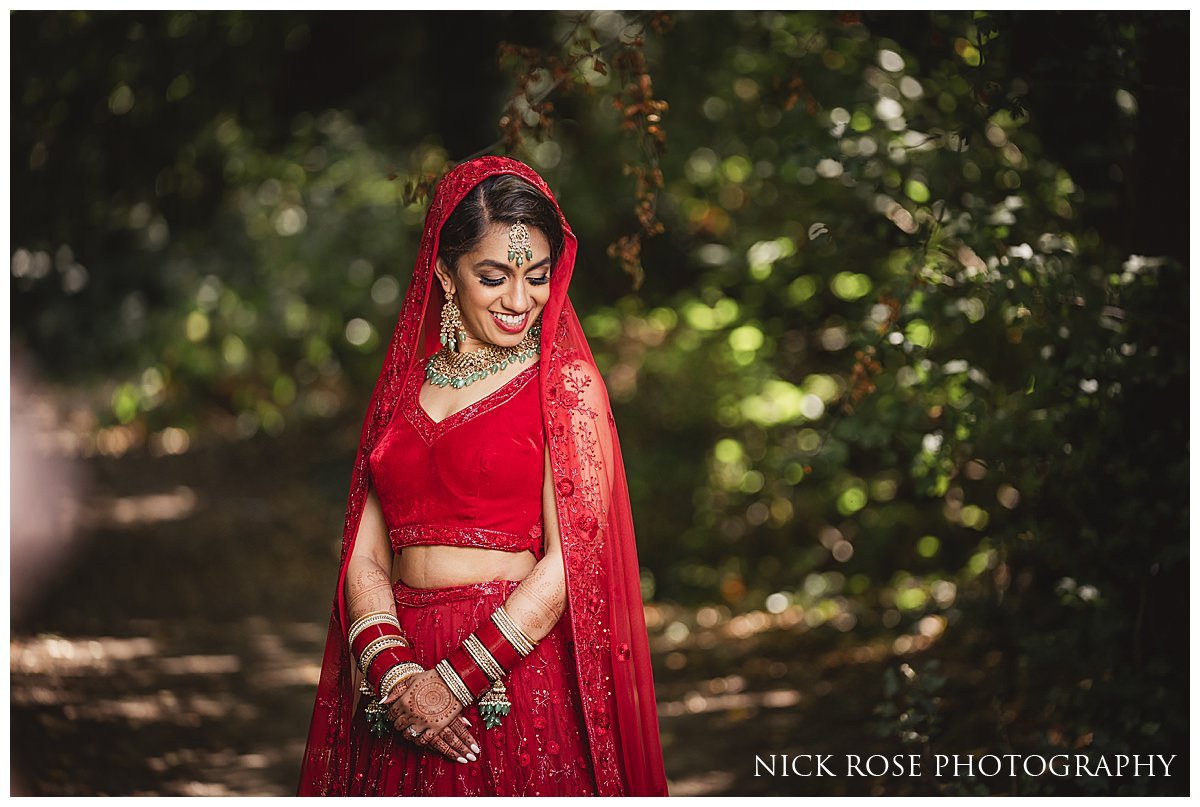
[356,485,479,759]
[500,446,569,641]
[345,486,396,623]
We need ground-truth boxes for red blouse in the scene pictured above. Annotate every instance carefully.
[368,358,546,561]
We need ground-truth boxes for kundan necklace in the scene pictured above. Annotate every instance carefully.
[425,318,541,388]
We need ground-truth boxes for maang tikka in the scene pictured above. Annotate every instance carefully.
[507,221,534,268]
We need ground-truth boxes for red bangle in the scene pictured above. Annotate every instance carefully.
[475,618,521,672]
[351,623,404,659]
[446,645,491,698]
[367,645,418,692]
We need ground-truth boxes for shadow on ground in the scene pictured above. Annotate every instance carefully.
[13,415,1179,796]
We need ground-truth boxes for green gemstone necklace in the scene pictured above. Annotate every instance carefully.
[425,319,541,389]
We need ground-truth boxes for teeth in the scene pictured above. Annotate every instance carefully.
[494,312,526,325]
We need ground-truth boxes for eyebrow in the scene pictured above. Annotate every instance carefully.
[473,257,552,273]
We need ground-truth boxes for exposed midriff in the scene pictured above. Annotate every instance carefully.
[368,358,546,589]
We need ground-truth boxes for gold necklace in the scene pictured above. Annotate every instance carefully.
[425,319,541,389]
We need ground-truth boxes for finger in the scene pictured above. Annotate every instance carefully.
[449,719,481,757]
[427,732,467,763]
[438,726,473,760]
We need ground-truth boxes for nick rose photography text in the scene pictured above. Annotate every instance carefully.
[753,754,1178,779]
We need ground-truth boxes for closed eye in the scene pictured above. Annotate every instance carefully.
[479,275,550,287]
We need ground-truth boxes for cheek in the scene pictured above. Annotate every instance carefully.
[462,286,496,314]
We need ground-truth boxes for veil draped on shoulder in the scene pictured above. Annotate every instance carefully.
[297,156,668,796]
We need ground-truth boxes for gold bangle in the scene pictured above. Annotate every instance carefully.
[435,659,475,707]
[491,607,536,657]
[358,636,406,674]
[379,662,425,699]
[464,634,506,681]
[348,612,401,647]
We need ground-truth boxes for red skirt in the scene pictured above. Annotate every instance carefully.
[345,578,598,796]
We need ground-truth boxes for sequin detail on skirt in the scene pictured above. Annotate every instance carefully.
[345,578,597,796]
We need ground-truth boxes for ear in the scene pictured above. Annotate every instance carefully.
[434,257,457,296]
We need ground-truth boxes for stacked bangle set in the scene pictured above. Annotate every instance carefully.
[348,611,422,737]
[434,605,538,729]
[348,605,539,735]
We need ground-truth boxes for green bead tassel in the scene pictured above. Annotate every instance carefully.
[364,697,391,738]
[477,680,512,730]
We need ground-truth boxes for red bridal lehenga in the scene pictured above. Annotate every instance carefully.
[297,157,669,796]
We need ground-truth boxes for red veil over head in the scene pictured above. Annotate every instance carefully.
[297,157,668,796]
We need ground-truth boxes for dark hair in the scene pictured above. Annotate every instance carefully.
[437,174,565,273]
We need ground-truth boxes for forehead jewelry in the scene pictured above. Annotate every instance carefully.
[507,221,534,268]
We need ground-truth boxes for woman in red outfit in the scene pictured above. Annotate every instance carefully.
[297,157,669,796]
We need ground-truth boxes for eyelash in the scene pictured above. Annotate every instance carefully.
[479,276,550,287]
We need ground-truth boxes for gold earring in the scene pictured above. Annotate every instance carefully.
[440,292,467,352]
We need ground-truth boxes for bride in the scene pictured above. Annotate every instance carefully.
[297,156,669,796]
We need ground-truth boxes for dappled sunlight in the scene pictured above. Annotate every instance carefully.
[81,486,199,528]
[11,620,328,795]
[10,7,1186,797]
[659,686,802,718]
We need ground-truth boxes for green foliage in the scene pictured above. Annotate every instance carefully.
[11,11,1186,794]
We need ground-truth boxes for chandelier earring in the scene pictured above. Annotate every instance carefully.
[440,291,468,353]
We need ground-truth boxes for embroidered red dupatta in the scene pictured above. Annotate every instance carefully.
[297,156,668,796]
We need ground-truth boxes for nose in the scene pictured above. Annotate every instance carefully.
[502,281,529,312]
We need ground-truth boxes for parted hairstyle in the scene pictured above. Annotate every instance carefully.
[437,173,565,273]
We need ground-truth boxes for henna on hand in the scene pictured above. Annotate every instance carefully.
[403,673,460,726]
[386,668,463,734]
[380,675,414,706]
[449,717,480,756]
[430,726,473,762]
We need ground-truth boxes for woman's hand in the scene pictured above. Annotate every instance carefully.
[385,669,477,761]
[410,716,480,764]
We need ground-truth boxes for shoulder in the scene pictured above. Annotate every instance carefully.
[555,357,610,409]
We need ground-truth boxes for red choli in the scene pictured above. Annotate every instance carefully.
[368,358,546,561]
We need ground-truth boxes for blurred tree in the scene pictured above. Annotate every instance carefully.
[10,11,1187,794]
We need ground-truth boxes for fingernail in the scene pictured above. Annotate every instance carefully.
[460,716,470,725]
[471,743,480,754]
[457,756,468,764]
[466,753,477,762]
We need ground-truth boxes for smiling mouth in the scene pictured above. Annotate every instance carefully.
[491,311,529,331]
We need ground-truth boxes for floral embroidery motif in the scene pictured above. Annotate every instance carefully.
[545,348,625,795]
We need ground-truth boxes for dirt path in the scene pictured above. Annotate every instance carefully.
[9,417,959,796]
